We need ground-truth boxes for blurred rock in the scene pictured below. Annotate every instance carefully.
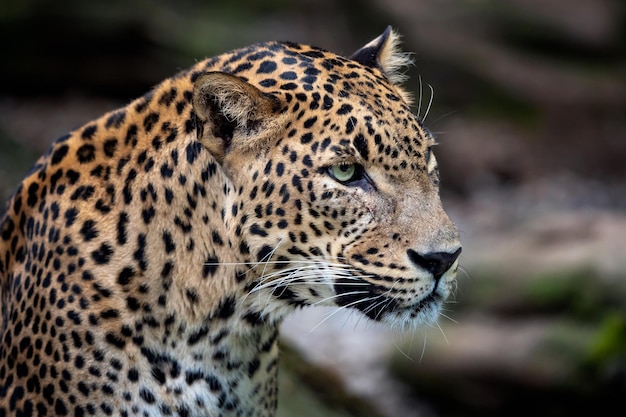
[390,314,625,417]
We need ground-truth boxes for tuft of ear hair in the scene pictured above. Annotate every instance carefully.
[350,26,414,85]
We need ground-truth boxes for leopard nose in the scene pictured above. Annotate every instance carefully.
[407,247,462,280]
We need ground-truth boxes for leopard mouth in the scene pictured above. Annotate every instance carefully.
[333,277,441,322]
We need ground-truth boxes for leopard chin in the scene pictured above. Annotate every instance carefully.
[333,266,458,330]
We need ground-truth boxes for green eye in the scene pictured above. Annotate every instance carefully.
[326,163,374,191]
[330,164,357,183]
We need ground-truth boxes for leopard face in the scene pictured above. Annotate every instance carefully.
[0,26,461,417]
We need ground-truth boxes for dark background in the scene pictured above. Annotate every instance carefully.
[1,1,625,416]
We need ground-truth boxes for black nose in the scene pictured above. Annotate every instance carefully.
[407,247,462,280]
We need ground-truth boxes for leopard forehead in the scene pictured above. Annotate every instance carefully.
[207,41,436,177]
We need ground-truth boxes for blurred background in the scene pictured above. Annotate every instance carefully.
[1,0,625,415]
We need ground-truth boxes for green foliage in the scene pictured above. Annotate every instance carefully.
[585,314,626,370]
[523,268,626,319]
[458,267,626,320]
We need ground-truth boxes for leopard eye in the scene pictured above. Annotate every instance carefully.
[329,164,359,183]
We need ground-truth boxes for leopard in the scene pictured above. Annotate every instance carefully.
[0,26,462,417]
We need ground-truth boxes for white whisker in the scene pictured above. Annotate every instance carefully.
[433,320,448,344]
[419,331,428,363]
[248,265,369,294]
[417,73,423,119]
[361,296,389,320]
[311,290,370,307]
[438,312,458,324]
[307,295,381,334]
[457,266,471,280]
[429,110,457,125]
[423,84,434,122]
[393,340,414,362]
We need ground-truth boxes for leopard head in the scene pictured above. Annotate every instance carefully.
[192,27,462,330]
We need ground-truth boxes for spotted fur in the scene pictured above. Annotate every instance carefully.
[0,27,461,417]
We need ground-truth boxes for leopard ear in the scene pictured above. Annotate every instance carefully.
[350,26,413,85]
[192,72,282,163]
